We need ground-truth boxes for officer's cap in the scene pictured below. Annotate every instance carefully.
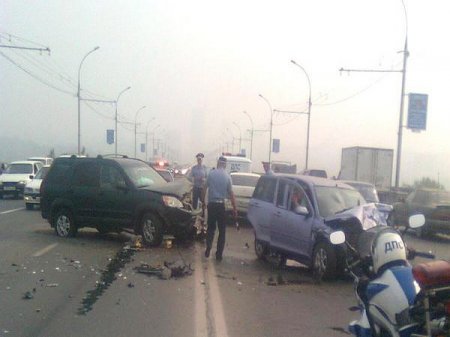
[218,156,227,163]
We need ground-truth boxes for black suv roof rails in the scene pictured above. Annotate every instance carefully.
[100,154,129,158]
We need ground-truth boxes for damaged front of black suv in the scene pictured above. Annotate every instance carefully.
[136,178,200,245]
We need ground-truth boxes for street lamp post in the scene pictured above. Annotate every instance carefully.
[290,60,312,170]
[226,128,236,153]
[115,86,131,156]
[77,46,99,155]
[152,124,161,161]
[145,118,156,161]
[258,94,273,162]
[134,106,146,158]
[232,122,242,154]
[243,111,254,160]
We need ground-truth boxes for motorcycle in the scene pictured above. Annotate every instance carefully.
[329,214,450,337]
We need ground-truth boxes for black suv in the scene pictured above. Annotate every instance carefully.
[40,156,194,246]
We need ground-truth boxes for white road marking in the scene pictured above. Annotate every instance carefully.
[32,243,58,257]
[194,251,209,337]
[205,260,229,337]
[194,246,230,337]
[0,207,25,215]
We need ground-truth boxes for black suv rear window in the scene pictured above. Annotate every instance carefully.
[46,162,72,186]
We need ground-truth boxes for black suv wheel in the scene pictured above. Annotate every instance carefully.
[140,212,163,246]
[54,208,78,238]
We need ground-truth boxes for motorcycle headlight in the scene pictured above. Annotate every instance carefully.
[162,195,183,208]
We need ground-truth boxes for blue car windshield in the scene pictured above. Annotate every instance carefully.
[316,186,366,218]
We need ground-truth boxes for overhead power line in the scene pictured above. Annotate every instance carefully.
[0,51,75,96]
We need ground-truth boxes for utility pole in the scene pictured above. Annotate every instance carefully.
[290,60,312,170]
[134,106,146,158]
[340,1,409,189]
[340,40,408,189]
[259,94,273,162]
[243,111,254,160]
[77,47,99,155]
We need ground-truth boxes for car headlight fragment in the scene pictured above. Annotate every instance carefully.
[162,195,183,208]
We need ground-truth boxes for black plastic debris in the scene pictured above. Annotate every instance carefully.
[23,291,34,300]
[127,282,135,288]
[134,260,193,280]
[244,242,250,249]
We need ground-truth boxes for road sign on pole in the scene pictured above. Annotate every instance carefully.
[141,143,145,153]
[272,139,280,153]
[407,93,428,131]
[106,129,114,145]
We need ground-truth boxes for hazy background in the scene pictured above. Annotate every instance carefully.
[1,0,449,187]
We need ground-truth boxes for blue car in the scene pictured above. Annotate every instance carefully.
[247,174,386,280]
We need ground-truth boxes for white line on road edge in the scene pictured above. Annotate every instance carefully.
[0,207,25,215]
[205,259,229,337]
[194,246,230,337]
[32,243,58,257]
[195,251,209,337]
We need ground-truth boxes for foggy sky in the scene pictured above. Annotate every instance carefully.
[1,0,449,188]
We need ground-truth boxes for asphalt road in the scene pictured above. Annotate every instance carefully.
[0,199,449,337]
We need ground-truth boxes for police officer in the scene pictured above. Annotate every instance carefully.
[262,161,274,175]
[202,156,237,261]
[188,153,208,209]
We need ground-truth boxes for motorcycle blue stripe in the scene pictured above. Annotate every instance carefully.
[390,266,416,306]
[366,282,389,301]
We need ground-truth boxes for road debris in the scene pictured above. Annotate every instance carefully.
[23,291,34,300]
[134,260,193,280]
[46,283,59,288]
[78,246,135,315]
[329,327,351,335]
[127,282,135,288]
[244,242,250,249]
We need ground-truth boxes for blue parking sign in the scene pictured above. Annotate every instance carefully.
[407,93,428,131]
[272,139,280,153]
[106,129,114,144]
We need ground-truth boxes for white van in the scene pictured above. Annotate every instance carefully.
[28,157,53,166]
[222,155,252,173]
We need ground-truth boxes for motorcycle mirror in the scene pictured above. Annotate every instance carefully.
[330,231,346,245]
[408,214,425,229]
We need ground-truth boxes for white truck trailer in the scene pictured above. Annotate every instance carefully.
[339,146,394,191]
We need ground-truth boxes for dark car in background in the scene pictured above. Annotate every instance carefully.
[391,188,450,237]
[301,169,328,178]
[247,174,379,280]
[40,156,195,246]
